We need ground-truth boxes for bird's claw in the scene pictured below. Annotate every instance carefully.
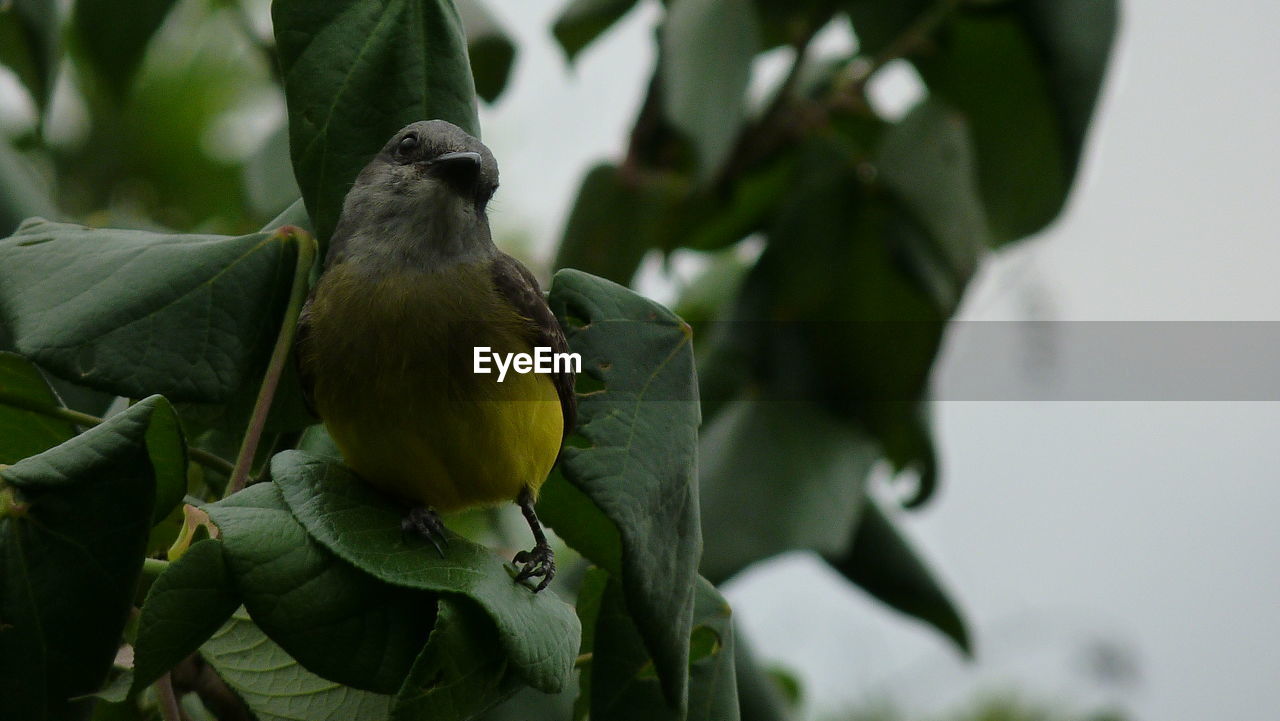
[402,506,449,558]
[513,544,555,593]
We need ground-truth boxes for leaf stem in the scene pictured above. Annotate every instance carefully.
[224,226,317,499]
[0,393,235,476]
[155,673,189,721]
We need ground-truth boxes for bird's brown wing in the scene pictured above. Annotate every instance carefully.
[490,252,577,442]
[293,294,318,418]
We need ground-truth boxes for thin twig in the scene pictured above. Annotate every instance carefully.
[155,673,190,721]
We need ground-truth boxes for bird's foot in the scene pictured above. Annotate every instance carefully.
[401,506,449,558]
[513,543,555,593]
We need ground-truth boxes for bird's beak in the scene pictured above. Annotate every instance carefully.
[424,151,482,188]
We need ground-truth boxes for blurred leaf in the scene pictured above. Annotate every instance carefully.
[458,0,516,103]
[0,398,169,721]
[72,0,178,100]
[0,219,296,402]
[571,567,609,721]
[877,99,988,313]
[699,399,877,583]
[205,481,438,694]
[545,269,702,710]
[244,122,304,222]
[132,539,239,694]
[202,609,394,721]
[661,0,760,178]
[0,0,59,110]
[914,0,1118,243]
[0,141,58,237]
[552,0,638,62]
[0,351,75,463]
[826,497,970,654]
[554,164,693,284]
[843,0,931,56]
[392,596,520,721]
[587,576,739,721]
[734,633,797,721]
[267,450,581,695]
[274,0,480,243]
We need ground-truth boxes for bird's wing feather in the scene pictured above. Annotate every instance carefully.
[490,252,577,442]
[294,294,318,418]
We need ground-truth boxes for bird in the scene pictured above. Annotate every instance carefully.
[294,120,575,592]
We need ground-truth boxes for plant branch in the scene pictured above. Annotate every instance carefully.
[224,226,317,498]
[156,673,190,721]
[0,393,235,476]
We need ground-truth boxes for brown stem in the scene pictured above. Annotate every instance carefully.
[224,226,316,498]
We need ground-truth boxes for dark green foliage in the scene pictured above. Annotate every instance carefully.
[0,0,1116,718]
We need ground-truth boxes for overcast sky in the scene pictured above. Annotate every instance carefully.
[481,1,1280,720]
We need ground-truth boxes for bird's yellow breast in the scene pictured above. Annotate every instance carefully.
[302,261,563,512]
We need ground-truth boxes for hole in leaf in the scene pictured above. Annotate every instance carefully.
[688,626,722,664]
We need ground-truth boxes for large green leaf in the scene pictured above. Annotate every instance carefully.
[131,539,240,695]
[0,0,59,110]
[268,450,580,695]
[72,0,178,99]
[553,164,694,284]
[586,576,739,721]
[544,269,702,711]
[392,596,520,721]
[206,482,438,695]
[661,0,760,178]
[551,0,639,62]
[457,0,516,103]
[0,398,169,721]
[201,609,394,721]
[0,219,296,403]
[0,351,76,463]
[826,497,970,654]
[274,0,480,243]
[699,399,877,583]
[914,0,1118,243]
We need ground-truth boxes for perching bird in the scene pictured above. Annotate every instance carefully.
[295,120,575,592]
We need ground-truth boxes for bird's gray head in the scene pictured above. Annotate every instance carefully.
[329,120,500,268]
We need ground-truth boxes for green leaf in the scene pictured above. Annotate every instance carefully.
[843,0,931,56]
[268,450,581,695]
[131,539,239,694]
[71,0,178,99]
[0,0,60,110]
[0,351,75,463]
[274,0,480,243]
[587,576,739,721]
[699,399,877,583]
[0,140,59,238]
[458,0,516,103]
[877,99,989,311]
[553,164,694,284]
[0,398,168,721]
[551,0,638,62]
[205,482,438,695]
[661,0,760,178]
[201,609,395,721]
[392,596,520,721]
[0,219,297,403]
[826,497,970,654]
[544,269,702,710]
[914,0,1118,243]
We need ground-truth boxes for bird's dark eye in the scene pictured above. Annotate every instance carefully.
[397,134,419,156]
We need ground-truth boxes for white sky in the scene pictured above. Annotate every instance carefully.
[480,1,1280,720]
